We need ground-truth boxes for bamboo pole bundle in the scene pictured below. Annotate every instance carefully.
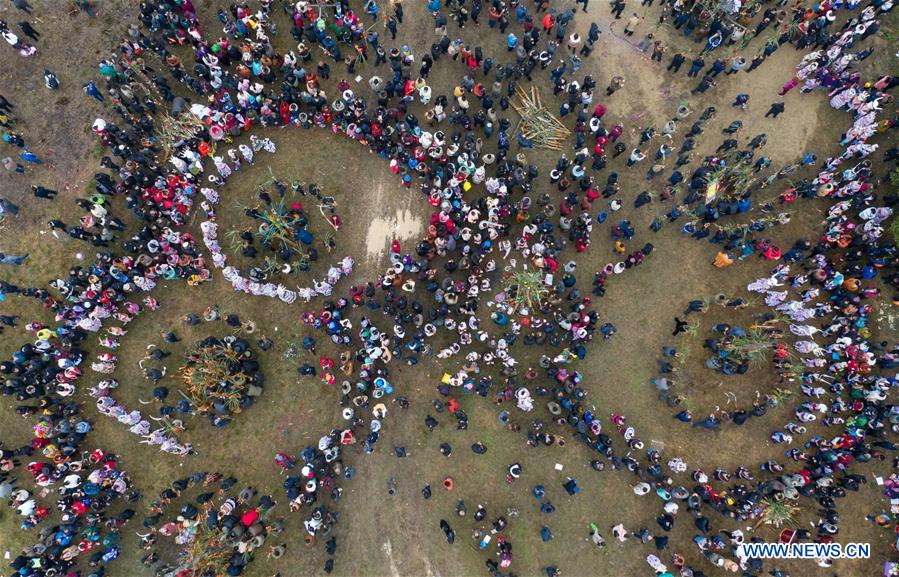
[512,86,570,150]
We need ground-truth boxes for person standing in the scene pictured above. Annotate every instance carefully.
[765,102,785,118]
[18,21,39,41]
[385,14,398,40]
[0,198,19,216]
[74,1,96,17]
[627,148,646,167]
[48,219,67,239]
[606,76,625,96]
[567,32,581,53]
[623,13,642,36]
[667,52,685,73]
[12,0,33,14]
[726,56,747,75]
[611,0,625,19]
[43,70,60,90]
[691,75,715,95]
[31,185,57,199]
[707,59,726,77]
[746,53,765,73]
[83,81,104,102]
[687,55,705,77]
[470,0,481,23]
[0,252,28,265]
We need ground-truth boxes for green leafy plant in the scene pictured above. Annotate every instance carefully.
[726,329,774,366]
[755,497,798,528]
[768,387,796,408]
[179,340,251,415]
[504,269,548,311]
[889,168,899,188]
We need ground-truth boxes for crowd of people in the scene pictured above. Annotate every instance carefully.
[3,441,138,577]
[0,0,896,576]
[138,471,284,575]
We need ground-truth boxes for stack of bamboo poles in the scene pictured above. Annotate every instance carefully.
[178,343,247,415]
[504,269,548,311]
[257,205,303,253]
[131,70,205,161]
[155,110,205,161]
[512,86,571,150]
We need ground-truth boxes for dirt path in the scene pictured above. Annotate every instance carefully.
[366,205,424,260]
